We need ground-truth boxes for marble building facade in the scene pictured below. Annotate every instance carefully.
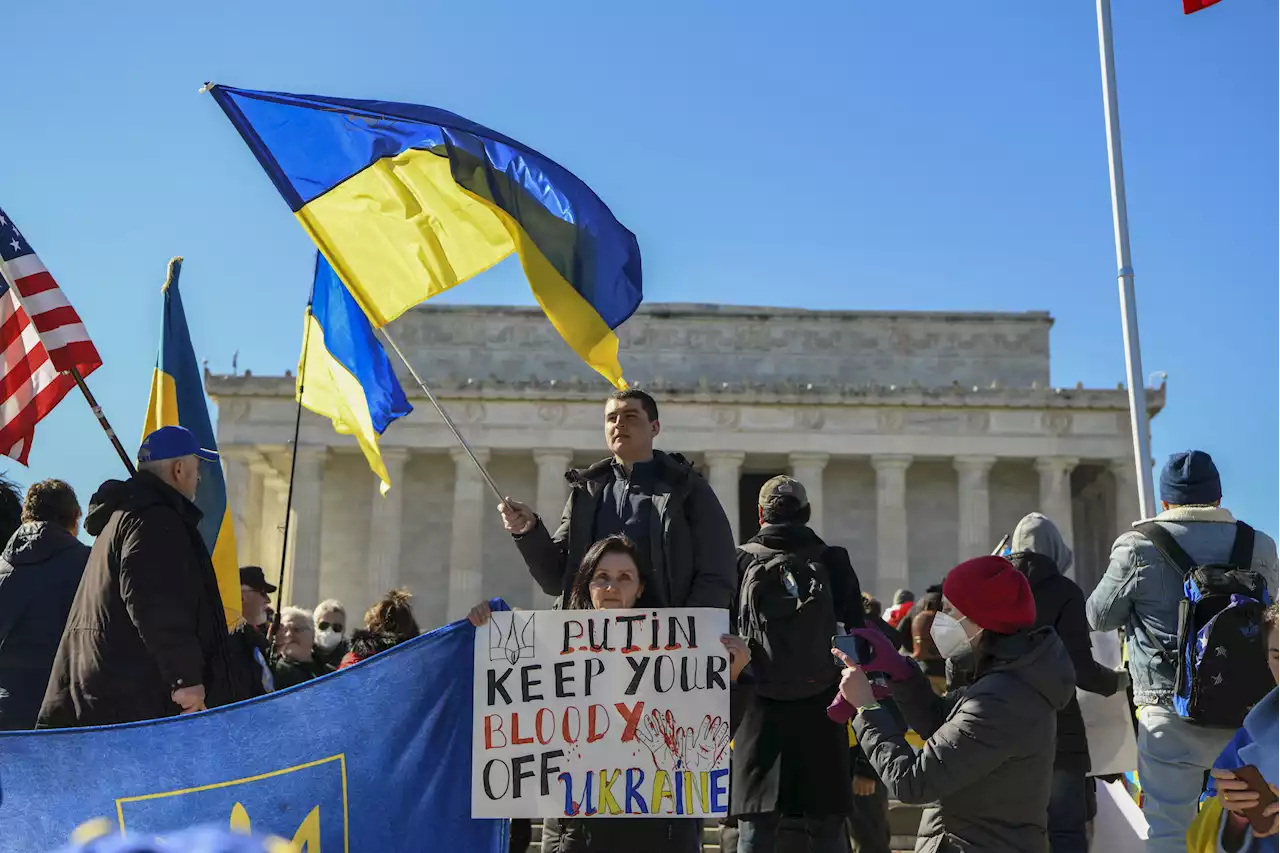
[208,303,1164,630]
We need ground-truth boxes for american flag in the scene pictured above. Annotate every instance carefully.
[0,207,101,464]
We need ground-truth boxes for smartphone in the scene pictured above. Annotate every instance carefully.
[832,634,871,665]
[1232,764,1278,834]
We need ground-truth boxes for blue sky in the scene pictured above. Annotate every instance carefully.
[1,1,1275,533]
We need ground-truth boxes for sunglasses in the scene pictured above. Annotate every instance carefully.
[318,621,344,633]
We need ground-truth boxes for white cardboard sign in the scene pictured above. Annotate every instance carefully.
[471,607,731,819]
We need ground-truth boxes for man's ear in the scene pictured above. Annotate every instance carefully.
[651,419,661,439]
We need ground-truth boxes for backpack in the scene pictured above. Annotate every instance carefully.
[1134,520,1273,728]
[737,541,839,701]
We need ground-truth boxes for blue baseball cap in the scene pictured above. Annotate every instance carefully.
[138,425,219,465]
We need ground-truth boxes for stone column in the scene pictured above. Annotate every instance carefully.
[954,456,996,560]
[285,446,326,607]
[872,455,912,596]
[368,447,410,603]
[1111,457,1141,538]
[448,446,490,619]
[532,449,574,605]
[1036,456,1079,572]
[249,456,285,579]
[221,448,251,561]
[788,452,830,537]
[705,451,746,544]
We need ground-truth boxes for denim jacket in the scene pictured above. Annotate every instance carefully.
[1085,506,1278,707]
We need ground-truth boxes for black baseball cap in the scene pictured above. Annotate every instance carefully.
[239,565,277,593]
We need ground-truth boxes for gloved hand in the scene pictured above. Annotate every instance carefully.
[849,628,916,682]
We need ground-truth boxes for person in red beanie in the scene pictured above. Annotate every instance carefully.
[828,555,1076,853]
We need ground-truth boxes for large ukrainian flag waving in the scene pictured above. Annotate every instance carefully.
[209,85,643,388]
[143,258,240,628]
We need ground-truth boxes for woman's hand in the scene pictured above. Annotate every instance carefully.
[720,634,750,682]
[853,776,878,797]
[467,601,492,627]
[1213,769,1261,814]
[1261,793,1279,838]
[833,648,877,709]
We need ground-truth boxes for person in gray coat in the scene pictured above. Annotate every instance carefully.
[0,480,89,730]
[831,556,1076,853]
[497,388,737,609]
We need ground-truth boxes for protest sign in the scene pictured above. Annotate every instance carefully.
[471,607,731,820]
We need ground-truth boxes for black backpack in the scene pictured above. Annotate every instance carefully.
[1134,521,1273,728]
[737,541,839,701]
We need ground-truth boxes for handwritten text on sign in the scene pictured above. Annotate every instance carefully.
[472,608,731,819]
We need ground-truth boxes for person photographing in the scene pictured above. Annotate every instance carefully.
[829,556,1074,853]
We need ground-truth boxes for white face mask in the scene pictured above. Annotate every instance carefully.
[315,627,344,652]
[930,611,976,660]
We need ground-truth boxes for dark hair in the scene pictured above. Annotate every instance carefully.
[365,589,419,642]
[568,534,644,611]
[893,589,915,606]
[760,498,811,526]
[607,388,659,423]
[21,479,79,528]
[0,473,20,548]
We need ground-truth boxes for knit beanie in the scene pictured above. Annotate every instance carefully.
[1159,450,1222,506]
[942,556,1036,634]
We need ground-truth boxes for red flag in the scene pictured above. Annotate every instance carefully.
[1183,0,1224,14]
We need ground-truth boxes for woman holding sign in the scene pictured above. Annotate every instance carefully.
[828,556,1076,853]
[469,534,750,853]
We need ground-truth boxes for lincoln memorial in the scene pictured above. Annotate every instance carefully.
[208,304,1164,629]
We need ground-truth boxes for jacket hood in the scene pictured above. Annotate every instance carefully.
[1009,512,1073,574]
[0,521,83,566]
[84,472,201,537]
[984,627,1076,711]
[567,450,695,487]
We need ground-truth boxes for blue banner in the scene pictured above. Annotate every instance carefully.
[0,617,505,852]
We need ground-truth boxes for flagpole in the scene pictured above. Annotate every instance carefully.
[377,327,507,505]
[69,367,136,477]
[270,289,316,649]
[1096,0,1156,519]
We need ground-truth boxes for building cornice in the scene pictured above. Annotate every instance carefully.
[205,372,1166,414]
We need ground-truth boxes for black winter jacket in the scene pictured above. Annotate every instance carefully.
[38,473,249,727]
[1008,550,1122,771]
[0,522,89,730]
[854,628,1075,853]
[514,452,737,609]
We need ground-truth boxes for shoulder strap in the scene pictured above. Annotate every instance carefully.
[739,542,780,560]
[1228,522,1256,570]
[1134,522,1197,575]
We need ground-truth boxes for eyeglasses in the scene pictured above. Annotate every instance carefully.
[318,622,344,632]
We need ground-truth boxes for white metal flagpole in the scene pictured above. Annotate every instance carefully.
[1095,0,1157,519]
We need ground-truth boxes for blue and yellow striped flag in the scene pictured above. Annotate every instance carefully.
[300,254,412,492]
[143,258,239,628]
[209,85,643,388]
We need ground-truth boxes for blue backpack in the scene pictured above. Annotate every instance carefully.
[1135,521,1273,728]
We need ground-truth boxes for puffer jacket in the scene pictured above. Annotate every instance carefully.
[513,451,736,609]
[853,628,1076,853]
[1086,506,1277,707]
[0,522,90,730]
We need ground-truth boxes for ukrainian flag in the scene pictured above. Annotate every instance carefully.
[143,258,240,629]
[301,254,412,492]
[209,85,643,388]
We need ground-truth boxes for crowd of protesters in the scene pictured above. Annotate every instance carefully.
[0,392,1277,853]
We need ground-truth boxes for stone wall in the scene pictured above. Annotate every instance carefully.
[387,303,1053,390]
